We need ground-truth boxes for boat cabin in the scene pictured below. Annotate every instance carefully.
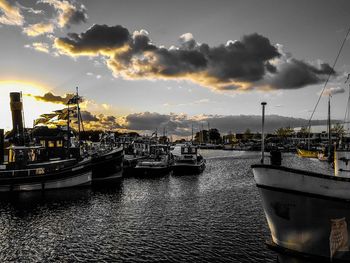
[150,145,170,156]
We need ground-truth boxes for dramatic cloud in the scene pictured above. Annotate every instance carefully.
[55,24,130,56]
[40,0,87,28]
[77,112,122,131]
[0,0,24,26]
[54,24,336,92]
[268,59,336,89]
[28,92,75,104]
[23,22,54,36]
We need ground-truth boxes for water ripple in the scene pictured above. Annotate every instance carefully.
[0,150,324,262]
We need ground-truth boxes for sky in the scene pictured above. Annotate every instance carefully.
[1,0,350,136]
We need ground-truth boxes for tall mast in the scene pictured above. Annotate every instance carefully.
[67,103,70,153]
[76,87,81,145]
[328,95,332,158]
[191,124,194,142]
[261,102,267,164]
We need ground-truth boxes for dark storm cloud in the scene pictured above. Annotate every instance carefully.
[269,59,336,89]
[56,24,130,54]
[30,92,75,104]
[203,33,280,82]
[54,24,336,91]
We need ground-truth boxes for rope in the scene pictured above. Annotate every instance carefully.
[343,84,350,133]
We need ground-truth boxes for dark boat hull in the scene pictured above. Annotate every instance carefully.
[91,147,124,184]
[0,163,92,192]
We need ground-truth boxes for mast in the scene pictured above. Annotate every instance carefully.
[328,95,332,159]
[261,102,267,164]
[191,124,194,142]
[67,103,70,153]
[76,87,81,145]
[201,123,204,143]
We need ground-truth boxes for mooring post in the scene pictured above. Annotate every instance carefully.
[261,102,267,164]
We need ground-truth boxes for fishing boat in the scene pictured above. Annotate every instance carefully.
[134,144,174,176]
[251,82,350,260]
[1,145,92,191]
[172,144,205,174]
[0,92,92,192]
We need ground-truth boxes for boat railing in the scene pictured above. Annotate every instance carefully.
[0,168,45,177]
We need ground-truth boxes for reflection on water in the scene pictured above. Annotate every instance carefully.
[0,150,331,262]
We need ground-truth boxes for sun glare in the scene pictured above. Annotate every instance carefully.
[0,81,62,131]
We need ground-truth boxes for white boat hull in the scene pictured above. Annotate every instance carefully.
[252,164,350,260]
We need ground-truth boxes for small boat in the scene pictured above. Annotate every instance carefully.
[134,144,174,176]
[296,147,318,158]
[120,137,155,176]
[172,144,205,174]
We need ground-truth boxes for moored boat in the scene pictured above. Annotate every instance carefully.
[296,147,318,158]
[252,84,350,260]
[134,144,173,176]
[0,92,92,192]
[252,163,350,261]
[172,144,205,174]
[0,146,92,192]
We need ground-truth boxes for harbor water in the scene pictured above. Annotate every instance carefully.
[0,150,333,262]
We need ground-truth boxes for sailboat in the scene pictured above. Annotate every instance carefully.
[65,88,124,184]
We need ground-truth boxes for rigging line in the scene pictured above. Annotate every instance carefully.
[343,84,350,123]
[344,84,350,132]
[307,25,350,127]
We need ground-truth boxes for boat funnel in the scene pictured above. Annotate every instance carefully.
[10,92,24,144]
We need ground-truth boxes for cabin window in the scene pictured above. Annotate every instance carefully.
[57,140,63,147]
[40,140,46,147]
[48,141,55,148]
